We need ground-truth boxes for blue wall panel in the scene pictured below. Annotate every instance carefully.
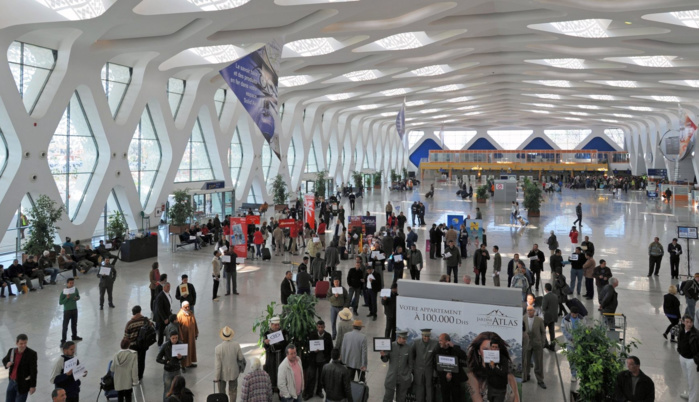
[581,137,616,152]
[522,137,554,150]
[468,138,497,150]
[409,138,442,167]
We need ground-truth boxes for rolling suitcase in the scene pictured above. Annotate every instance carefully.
[315,280,330,298]
[207,382,229,402]
[351,381,369,402]
[262,248,271,260]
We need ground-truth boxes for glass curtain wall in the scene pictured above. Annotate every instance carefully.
[8,41,56,113]
[129,106,162,208]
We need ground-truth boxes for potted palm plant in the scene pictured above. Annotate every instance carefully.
[271,174,288,206]
[352,171,363,190]
[476,185,489,203]
[315,170,328,198]
[373,171,383,189]
[168,189,193,234]
[522,178,543,217]
[107,211,128,241]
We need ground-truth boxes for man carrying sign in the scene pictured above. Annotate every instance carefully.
[98,258,117,310]
[435,333,467,402]
[380,331,413,402]
[303,320,333,400]
[50,341,87,401]
[263,316,289,393]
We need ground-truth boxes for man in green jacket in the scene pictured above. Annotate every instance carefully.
[59,278,82,346]
[443,240,461,284]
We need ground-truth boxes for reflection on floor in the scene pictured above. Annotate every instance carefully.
[0,182,693,401]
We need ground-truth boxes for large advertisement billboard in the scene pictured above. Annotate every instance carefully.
[229,217,248,257]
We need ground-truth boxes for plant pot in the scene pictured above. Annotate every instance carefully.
[476,198,487,203]
[374,185,381,189]
[527,211,540,217]
[169,225,189,234]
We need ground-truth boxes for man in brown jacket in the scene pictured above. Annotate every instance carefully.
[445,226,458,245]
[582,252,596,300]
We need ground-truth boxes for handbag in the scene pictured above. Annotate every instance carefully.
[563,284,574,295]
[671,322,682,338]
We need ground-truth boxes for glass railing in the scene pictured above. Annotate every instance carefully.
[426,150,630,165]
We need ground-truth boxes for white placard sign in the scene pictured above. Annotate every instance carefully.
[172,344,188,357]
[373,338,392,351]
[219,246,228,253]
[236,257,245,264]
[393,254,403,262]
[438,355,457,366]
[105,243,112,250]
[483,350,500,363]
[222,255,231,263]
[64,357,77,373]
[380,289,391,297]
[99,267,111,276]
[72,363,86,381]
[332,287,343,295]
[313,237,320,243]
[267,331,284,345]
[63,287,75,295]
[443,252,452,258]
[570,254,579,261]
[310,340,324,351]
[376,253,385,261]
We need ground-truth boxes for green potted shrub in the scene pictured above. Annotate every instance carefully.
[168,189,193,234]
[373,171,383,188]
[390,169,400,183]
[107,211,128,240]
[271,174,288,206]
[560,322,638,401]
[352,171,363,190]
[476,185,489,203]
[402,167,409,181]
[24,195,64,256]
[253,294,320,360]
[315,170,327,198]
[522,178,544,217]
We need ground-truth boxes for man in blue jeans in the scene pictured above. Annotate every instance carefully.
[2,333,38,402]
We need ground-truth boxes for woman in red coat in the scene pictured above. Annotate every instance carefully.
[569,226,579,244]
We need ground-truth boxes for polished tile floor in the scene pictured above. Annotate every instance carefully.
[0,181,695,401]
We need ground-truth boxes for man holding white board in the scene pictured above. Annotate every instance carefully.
[97,257,117,310]
[303,320,333,400]
[435,333,467,402]
[156,330,184,400]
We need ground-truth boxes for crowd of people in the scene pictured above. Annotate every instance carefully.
[4,177,689,402]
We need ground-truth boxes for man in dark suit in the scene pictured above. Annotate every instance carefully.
[281,271,296,305]
[523,305,547,389]
[303,320,334,400]
[615,356,655,402]
[2,333,38,400]
[527,244,546,292]
[154,282,172,346]
[541,283,559,351]
[365,265,383,320]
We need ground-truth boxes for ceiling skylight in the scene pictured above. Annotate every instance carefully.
[565,117,582,121]
[279,75,313,87]
[643,10,699,29]
[408,65,449,76]
[34,0,114,20]
[185,0,250,11]
[456,105,477,110]
[343,70,380,82]
[432,115,449,119]
[650,95,680,102]
[600,119,619,123]
[524,94,562,99]
[432,84,461,92]
[381,88,410,96]
[628,106,653,111]
[420,109,440,114]
[547,19,611,38]
[578,105,600,109]
[570,112,589,116]
[525,80,572,87]
[533,58,587,69]
[284,37,338,57]
[588,80,638,88]
[530,103,555,108]
[357,104,380,110]
[188,45,243,64]
[629,56,676,67]
[380,112,395,117]
[464,111,481,116]
[405,100,426,107]
[445,96,472,103]
[326,93,353,101]
[374,32,424,50]
[659,80,699,88]
[530,110,551,114]
[613,113,633,118]
[589,95,614,101]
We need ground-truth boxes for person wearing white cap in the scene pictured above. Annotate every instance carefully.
[176,301,198,369]
[215,326,246,402]
[263,316,289,393]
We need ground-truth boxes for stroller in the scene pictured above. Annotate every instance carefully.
[98,361,145,401]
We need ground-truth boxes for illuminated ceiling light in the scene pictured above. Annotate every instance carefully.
[409,65,448,76]
[443,119,458,123]
[284,38,336,56]
[188,45,242,63]
[405,100,426,106]
[530,103,555,108]
[526,80,572,87]
[660,80,699,88]
[380,112,395,117]
[613,113,633,118]
[33,0,112,20]
[374,32,424,50]
[445,96,472,102]
[381,88,410,96]
[589,95,614,101]
[669,10,699,29]
[542,58,586,69]
[565,117,582,121]
[326,93,353,101]
[530,110,550,114]
[600,119,619,123]
[432,84,461,92]
[357,104,380,110]
[464,111,481,116]
[420,108,441,114]
[629,56,676,67]
[549,19,611,38]
[570,112,589,116]
[343,70,380,81]
[525,94,562,99]
[651,95,680,102]
[628,106,653,111]
[578,104,600,109]
[405,117,416,121]
[432,114,449,119]
[279,75,312,87]
[456,105,477,110]
[625,21,633,25]
[185,0,250,11]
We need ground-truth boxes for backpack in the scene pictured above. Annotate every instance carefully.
[136,318,157,350]
[101,370,115,392]
[684,280,699,300]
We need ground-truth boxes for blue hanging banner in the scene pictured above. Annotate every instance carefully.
[219,41,283,159]
[396,103,405,140]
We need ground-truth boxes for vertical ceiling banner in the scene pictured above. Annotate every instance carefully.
[396,102,406,147]
[220,40,283,159]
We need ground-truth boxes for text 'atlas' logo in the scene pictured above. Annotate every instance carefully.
[477,309,519,327]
